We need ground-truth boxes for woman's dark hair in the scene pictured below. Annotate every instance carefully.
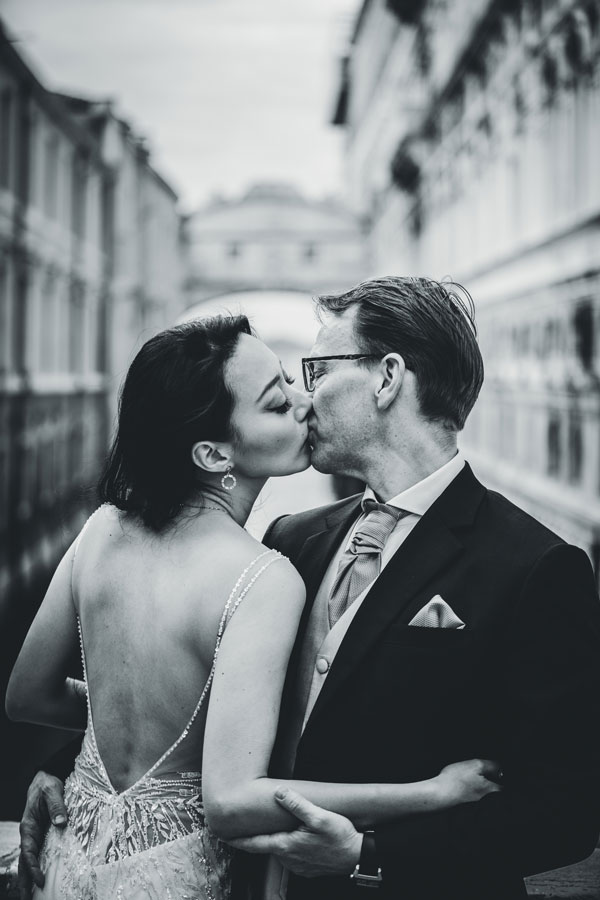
[316,276,484,431]
[98,315,252,531]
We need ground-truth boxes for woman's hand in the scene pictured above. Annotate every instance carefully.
[435,758,502,806]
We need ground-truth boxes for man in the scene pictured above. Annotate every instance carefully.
[18,277,600,899]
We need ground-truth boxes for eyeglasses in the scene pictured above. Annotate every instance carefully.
[301,354,378,392]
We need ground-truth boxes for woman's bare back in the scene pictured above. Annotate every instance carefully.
[73,505,273,792]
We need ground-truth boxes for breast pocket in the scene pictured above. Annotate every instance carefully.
[376,623,481,714]
[383,622,472,648]
[373,624,482,748]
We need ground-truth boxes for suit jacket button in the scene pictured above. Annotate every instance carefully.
[316,657,329,675]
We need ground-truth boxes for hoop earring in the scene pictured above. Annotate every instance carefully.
[221,466,237,491]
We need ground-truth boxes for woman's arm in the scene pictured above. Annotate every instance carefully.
[202,560,499,841]
[6,540,87,731]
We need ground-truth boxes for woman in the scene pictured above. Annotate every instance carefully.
[6,316,499,900]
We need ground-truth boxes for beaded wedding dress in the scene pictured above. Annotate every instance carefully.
[34,547,284,900]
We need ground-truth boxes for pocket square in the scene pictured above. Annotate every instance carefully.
[408,595,465,629]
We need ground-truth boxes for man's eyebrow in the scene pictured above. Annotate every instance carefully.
[256,374,281,403]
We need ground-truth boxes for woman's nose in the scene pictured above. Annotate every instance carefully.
[293,388,313,421]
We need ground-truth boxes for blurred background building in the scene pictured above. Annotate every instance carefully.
[0,19,186,814]
[333,0,600,574]
[184,181,367,304]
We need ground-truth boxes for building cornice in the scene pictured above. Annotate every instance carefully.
[0,19,107,170]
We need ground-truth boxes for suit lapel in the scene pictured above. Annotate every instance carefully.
[301,464,486,734]
[293,495,363,611]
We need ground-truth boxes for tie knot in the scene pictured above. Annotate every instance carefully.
[361,498,400,516]
[351,501,403,555]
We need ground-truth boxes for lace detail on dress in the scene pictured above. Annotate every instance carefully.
[35,542,286,900]
[38,823,232,900]
[65,736,207,862]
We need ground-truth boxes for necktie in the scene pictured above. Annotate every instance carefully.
[328,499,407,628]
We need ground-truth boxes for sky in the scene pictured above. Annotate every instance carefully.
[1,0,360,212]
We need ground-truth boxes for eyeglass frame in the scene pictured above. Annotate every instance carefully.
[301,354,378,393]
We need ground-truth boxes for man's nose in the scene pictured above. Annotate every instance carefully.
[293,389,313,421]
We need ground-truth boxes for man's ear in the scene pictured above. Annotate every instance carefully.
[191,441,233,474]
[374,353,405,410]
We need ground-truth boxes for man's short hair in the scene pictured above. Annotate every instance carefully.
[316,276,484,431]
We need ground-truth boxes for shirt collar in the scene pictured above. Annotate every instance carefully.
[362,451,465,517]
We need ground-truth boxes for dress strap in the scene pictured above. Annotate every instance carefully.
[222,548,281,627]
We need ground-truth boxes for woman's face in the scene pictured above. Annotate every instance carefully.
[226,334,312,478]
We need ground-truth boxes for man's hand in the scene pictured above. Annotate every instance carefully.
[18,772,67,900]
[228,787,362,878]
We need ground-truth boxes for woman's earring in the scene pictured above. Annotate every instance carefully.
[221,466,237,491]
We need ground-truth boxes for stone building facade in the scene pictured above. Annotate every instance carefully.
[0,19,184,647]
[0,19,185,816]
[334,0,600,571]
[184,182,368,307]
[0,25,110,624]
[60,95,185,418]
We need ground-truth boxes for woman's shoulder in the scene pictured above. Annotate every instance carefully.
[73,503,119,555]
[223,531,305,601]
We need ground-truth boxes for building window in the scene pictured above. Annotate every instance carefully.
[40,273,55,373]
[542,319,556,359]
[72,152,87,238]
[227,241,242,258]
[547,411,562,477]
[0,261,7,374]
[0,91,12,189]
[17,93,30,204]
[69,281,85,373]
[568,408,583,484]
[44,135,59,218]
[0,442,7,534]
[573,300,593,372]
[29,113,37,207]
[14,268,27,373]
[303,242,318,262]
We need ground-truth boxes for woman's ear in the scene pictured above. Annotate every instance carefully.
[191,441,233,474]
[374,353,405,410]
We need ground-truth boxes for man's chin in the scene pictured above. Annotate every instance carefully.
[308,448,333,475]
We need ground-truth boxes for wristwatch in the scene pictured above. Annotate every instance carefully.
[350,831,382,888]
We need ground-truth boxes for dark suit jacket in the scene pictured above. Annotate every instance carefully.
[254,464,600,900]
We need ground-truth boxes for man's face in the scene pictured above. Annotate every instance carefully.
[307,308,376,477]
